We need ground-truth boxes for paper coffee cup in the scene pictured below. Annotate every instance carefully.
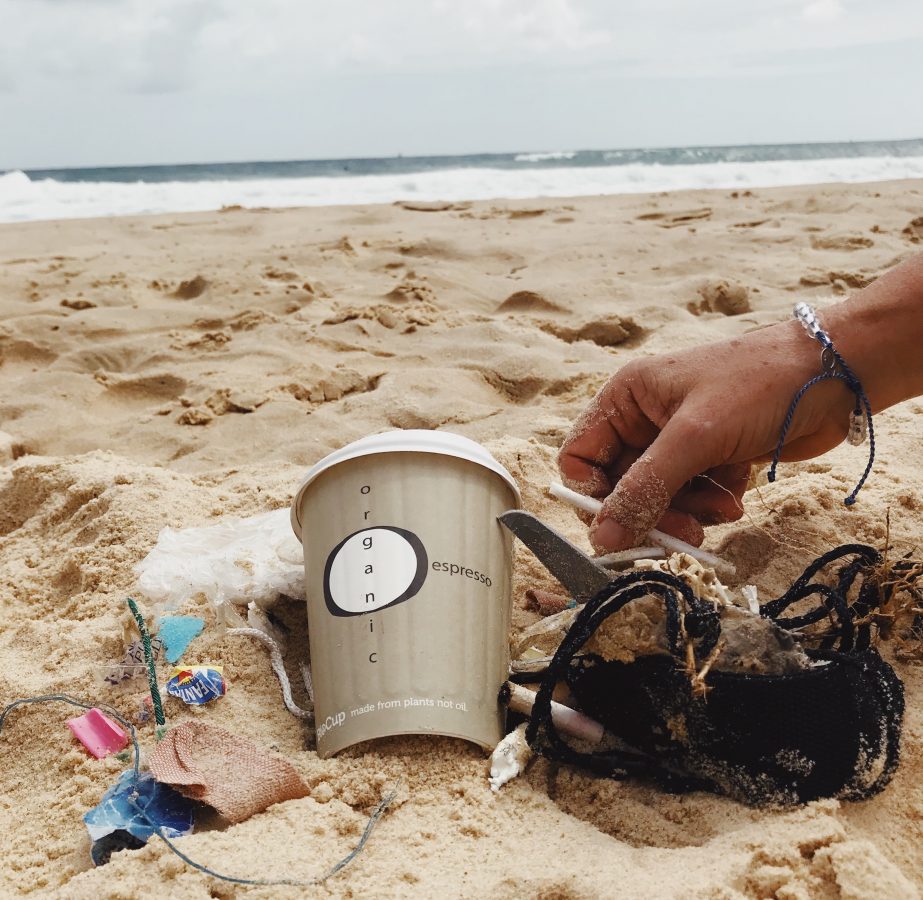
[291,430,520,758]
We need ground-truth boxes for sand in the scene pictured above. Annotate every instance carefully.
[1,180,922,898]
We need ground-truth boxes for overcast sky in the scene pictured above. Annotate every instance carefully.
[1,0,922,170]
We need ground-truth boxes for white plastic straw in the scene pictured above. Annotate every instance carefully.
[595,547,666,566]
[549,482,734,574]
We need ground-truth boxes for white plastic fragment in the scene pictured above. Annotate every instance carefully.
[741,584,760,614]
[595,547,666,566]
[549,482,735,575]
[489,723,532,792]
[134,509,304,610]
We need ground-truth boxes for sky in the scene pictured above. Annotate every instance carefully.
[1,0,922,169]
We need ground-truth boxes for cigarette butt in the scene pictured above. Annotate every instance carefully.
[504,682,604,745]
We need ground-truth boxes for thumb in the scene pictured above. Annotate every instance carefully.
[590,415,721,550]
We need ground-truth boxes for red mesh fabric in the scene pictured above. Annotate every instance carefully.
[149,721,309,823]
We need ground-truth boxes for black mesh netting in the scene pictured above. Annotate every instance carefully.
[524,545,915,806]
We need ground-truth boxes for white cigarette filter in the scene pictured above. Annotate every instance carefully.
[291,430,521,757]
[505,683,604,745]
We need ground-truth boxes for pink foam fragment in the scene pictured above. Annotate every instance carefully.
[66,708,128,759]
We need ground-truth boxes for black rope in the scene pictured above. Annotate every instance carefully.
[526,571,720,786]
[524,544,917,804]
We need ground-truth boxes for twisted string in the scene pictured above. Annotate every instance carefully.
[126,597,165,730]
[768,303,875,506]
[227,627,313,720]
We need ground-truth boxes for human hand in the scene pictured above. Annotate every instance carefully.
[558,319,855,553]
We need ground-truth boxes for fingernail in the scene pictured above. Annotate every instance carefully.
[590,518,635,553]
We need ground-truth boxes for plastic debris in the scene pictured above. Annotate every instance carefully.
[158,615,205,664]
[67,708,129,758]
[103,637,163,686]
[489,723,532,792]
[166,666,226,705]
[149,721,309,823]
[134,508,303,611]
[741,584,760,614]
[84,770,195,865]
[136,694,154,724]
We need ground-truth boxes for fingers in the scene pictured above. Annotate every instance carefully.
[670,464,749,524]
[558,374,658,498]
[591,508,705,554]
[589,415,721,551]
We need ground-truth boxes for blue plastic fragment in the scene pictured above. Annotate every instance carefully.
[84,770,195,864]
[158,616,205,664]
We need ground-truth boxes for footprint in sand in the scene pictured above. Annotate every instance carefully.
[53,343,156,375]
[809,233,874,251]
[731,219,772,229]
[0,333,58,368]
[496,290,567,314]
[636,208,712,228]
[396,238,464,261]
[262,267,301,282]
[477,351,584,404]
[60,298,97,310]
[539,318,642,348]
[171,275,209,299]
[97,372,188,402]
[0,430,24,464]
[902,216,923,243]
[204,388,265,415]
[688,280,751,316]
[281,369,381,404]
[180,331,232,351]
[386,274,436,304]
[798,270,874,293]
[320,236,357,256]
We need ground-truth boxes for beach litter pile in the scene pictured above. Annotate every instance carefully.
[490,482,920,807]
[0,577,392,887]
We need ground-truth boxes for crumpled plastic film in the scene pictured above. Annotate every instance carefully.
[84,770,195,864]
[134,509,304,611]
[149,721,309,823]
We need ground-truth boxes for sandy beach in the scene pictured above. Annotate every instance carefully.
[2,179,922,898]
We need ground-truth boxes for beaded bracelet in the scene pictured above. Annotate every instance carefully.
[767,302,875,506]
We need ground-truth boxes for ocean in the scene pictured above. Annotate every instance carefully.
[2,138,922,223]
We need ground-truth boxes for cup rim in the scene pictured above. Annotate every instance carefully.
[290,429,522,541]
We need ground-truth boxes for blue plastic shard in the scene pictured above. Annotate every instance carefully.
[158,616,205,664]
[84,770,195,864]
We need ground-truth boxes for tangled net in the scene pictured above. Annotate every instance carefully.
[526,544,920,806]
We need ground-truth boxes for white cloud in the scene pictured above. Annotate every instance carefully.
[2,0,922,94]
[1,0,922,167]
[803,0,845,21]
[451,0,612,53]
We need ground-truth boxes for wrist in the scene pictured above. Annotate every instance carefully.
[822,254,923,413]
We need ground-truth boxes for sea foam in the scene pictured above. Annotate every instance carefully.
[2,154,922,223]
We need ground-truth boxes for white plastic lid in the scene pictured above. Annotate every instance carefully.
[290,429,521,541]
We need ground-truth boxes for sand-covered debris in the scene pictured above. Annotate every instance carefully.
[1,184,922,897]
